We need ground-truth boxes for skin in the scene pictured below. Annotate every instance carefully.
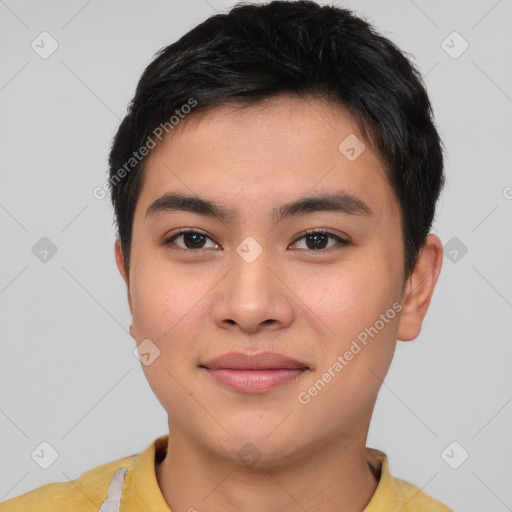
[115,95,443,512]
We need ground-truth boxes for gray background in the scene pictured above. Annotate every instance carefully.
[1,1,511,510]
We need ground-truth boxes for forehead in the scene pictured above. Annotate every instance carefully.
[137,95,399,225]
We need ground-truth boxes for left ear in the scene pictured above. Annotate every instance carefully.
[397,233,444,342]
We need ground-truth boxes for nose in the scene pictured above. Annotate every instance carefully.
[212,249,294,335]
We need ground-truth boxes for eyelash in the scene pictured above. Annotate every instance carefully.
[162,228,350,254]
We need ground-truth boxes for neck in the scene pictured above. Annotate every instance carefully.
[155,420,379,512]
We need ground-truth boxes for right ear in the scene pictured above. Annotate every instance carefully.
[115,239,132,315]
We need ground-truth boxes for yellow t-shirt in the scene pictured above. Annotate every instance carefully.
[0,435,453,511]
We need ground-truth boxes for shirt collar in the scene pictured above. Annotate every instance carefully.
[125,435,401,511]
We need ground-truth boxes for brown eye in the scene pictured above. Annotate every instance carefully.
[163,230,220,252]
[290,230,349,251]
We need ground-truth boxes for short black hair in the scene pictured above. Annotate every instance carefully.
[108,0,445,282]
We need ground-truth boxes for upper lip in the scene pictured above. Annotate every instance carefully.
[200,351,309,370]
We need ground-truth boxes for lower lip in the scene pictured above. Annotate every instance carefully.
[203,368,308,393]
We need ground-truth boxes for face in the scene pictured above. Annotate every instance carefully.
[116,95,419,466]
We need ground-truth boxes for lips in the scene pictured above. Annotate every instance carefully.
[200,351,310,370]
[200,351,310,393]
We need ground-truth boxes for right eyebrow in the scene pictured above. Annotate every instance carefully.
[146,193,237,222]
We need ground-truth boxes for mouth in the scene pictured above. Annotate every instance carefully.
[199,351,310,393]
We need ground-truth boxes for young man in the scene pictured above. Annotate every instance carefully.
[1,1,452,510]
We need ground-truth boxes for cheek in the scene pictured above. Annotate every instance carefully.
[130,264,208,415]
[295,267,399,425]
[300,260,399,335]
[300,258,401,379]
[130,261,204,337]
[129,260,215,391]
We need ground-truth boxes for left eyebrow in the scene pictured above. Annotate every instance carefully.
[145,190,373,223]
[272,191,373,222]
